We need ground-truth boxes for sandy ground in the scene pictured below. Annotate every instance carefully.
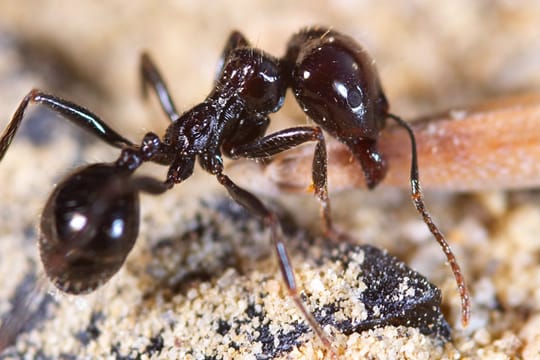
[0,1,540,359]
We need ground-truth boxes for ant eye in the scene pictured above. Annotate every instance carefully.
[39,163,140,294]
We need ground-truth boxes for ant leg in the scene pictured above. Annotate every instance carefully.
[0,89,133,161]
[140,53,180,122]
[388,113,471,327]
[129,175,172,194]
[215,171,334,351]
[229,126,340,239]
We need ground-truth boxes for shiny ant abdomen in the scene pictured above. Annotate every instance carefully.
[0,26,470,350]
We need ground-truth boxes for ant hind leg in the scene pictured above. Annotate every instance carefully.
[0,89,134,161]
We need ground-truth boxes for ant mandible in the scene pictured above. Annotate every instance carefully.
[0,26,470,350]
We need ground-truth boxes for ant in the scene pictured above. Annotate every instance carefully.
[0,26,469,352]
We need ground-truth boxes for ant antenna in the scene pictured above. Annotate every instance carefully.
[388,113,471,327]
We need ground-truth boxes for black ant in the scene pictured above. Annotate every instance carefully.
[0,26,470,352]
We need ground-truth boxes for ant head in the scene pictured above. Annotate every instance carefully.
[215,48,287,115]
[287,28,389,142]
[39,163,140,294]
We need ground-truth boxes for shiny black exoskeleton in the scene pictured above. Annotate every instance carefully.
[39,163,140,294]
[0,26,470,350]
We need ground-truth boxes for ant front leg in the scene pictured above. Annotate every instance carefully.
[214,171,334,352]
[0,89,134,160]
[140,53,180,122]
[229,126,343,239]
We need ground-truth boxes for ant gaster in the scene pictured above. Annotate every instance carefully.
[0,26,470,350]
